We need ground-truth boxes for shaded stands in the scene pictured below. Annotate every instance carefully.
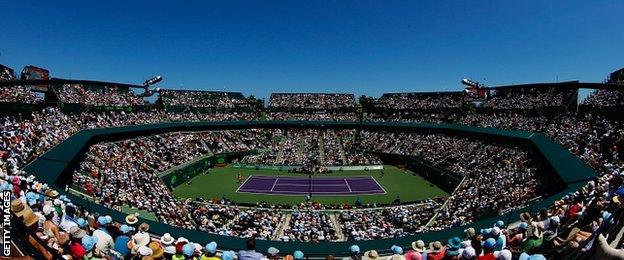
[23,120,595,257]
[578,82,624,117]
[268,93,357,113]
[479,81,579,114]
[374,91,466,111]
[371,82,624,119]
[158,89,251,113]
[0,64,17,81]
[608,67,624,84]
[0,78,150,115]
[371,91,466,121]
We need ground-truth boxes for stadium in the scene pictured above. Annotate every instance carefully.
[2,2,624,260]
[2,66,624,259]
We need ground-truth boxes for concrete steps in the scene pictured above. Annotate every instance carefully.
[272,214,291,241]
[329,213,346,241]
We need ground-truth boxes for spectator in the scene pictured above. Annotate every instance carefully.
[238,238,264,260]
[389,245,405,260]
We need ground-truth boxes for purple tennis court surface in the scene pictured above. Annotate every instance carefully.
[237,176,386,195]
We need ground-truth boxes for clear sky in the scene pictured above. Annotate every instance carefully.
[0,1,622,99]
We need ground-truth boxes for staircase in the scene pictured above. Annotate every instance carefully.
[275,134,288,164]
[329,213,346,241]
[337,133,348,165]
[297,132,305,165]
[271,214,291,240]
[319,132,326,165]
[199,139,214,155]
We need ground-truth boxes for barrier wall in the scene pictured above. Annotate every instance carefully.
[374,153,461,194]
[232,164,384,171]
[161,151,251,188]
[23,121,596,257]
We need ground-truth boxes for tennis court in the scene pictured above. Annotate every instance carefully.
[237,175,386,195]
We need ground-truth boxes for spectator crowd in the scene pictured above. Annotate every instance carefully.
[53,84,144,106]
[160,90,251,109]
[2,81,624,259]
[269,93,356,109]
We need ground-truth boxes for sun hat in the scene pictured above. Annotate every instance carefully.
[69,226,86,239]
[76,218,87,228]
[429,241,443,252]
[82,235,99,251]
[602,211,613,223]
[391,245,403,255]
[483,238,496,249]
[160,233,175,245]
[138,245,154,256]
[494,220,505,228]
[293,250,305,260]
[267,247,279,256]
[447,237,462,250]
[120,224,133,234]
[10,199,27,217]
[520,212,532,222]
[25,192,38,206]
[125,213,139,225]
[349,245,360,254]
[461,247,476,259]
[132,231,151,248]
[45,189,59,198]
[612,187,624,204]
[206,241,218,254]
[363,250,378,260]
[464,227,476,237]
[411,240,425,252]
[183,243,195,257]
[494,249,512,260]
[163,244,177,255]
[221,250,236,260]
[97,216,108,226]
[139,222,150,232]
[519,252,547,260]
[0,183,11,191]
[491,227,501,236]
[519,222,529,230]
[42,205,55,216]
[176,237,189,244]
[149,241,164,258]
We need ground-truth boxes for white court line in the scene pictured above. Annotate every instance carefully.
[235,175,253,192]
[237,187,386,196]
[369,175,388,194]
[270,177,279,191]
[344,178,353,192]
[273,183,348,187]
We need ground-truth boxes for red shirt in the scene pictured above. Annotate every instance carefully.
[70,241,86,259]
[478,253,496,260]
[566,203,582,219]
[427,250,445,260]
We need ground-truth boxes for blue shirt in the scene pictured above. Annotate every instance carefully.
[114,235,131,257]
[238,250,264,260]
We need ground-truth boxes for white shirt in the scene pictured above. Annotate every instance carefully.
[93,229,114,253]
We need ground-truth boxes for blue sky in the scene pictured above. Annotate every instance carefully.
[0,1,622,99]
